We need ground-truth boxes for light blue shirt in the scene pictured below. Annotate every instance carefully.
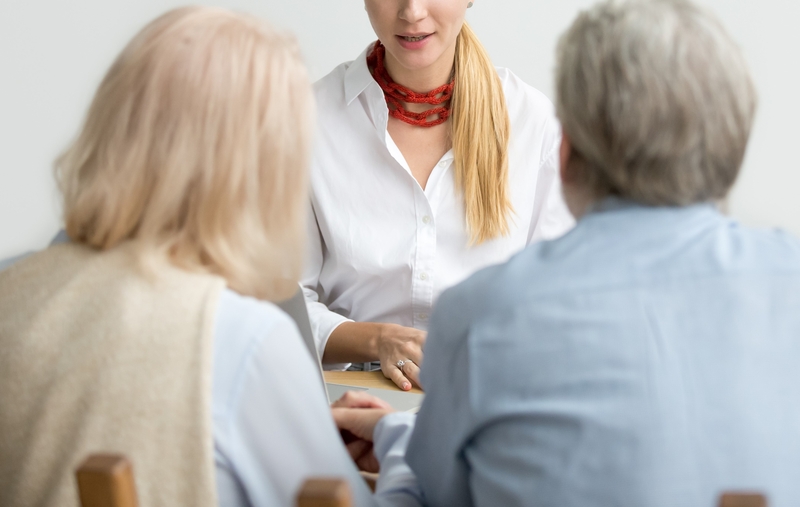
[1,233,419,507]
[211,289,380,507]
[400,200,800,507]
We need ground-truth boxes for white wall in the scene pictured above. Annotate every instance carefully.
[1,0,798,260]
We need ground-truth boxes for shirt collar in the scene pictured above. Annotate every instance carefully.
[344,43,378,106]
[586,196,639,215]
[51,229,71,245]
[586,196,718,216]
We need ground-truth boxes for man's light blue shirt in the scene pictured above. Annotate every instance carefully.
[403,200,800,507]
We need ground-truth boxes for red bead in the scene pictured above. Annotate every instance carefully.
[367,41,455,128]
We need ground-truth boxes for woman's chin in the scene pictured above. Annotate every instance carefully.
[387,48,442,74]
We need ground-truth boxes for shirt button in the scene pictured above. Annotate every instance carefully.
[419,272,429,281]
[438,160,448,168]
[418,313,429,320]
[422,215,432,224]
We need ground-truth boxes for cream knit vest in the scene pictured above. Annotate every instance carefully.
[0,242,224,507]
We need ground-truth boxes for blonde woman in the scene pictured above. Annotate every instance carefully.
[304,0,574,388]
[0,8,417,507]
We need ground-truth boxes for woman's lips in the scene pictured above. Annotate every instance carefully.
[396,33,433,50]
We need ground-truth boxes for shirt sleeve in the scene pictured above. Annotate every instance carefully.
[211,290,373,507]
[527,117,576,244]
[300,199,353,370]
[372,412,424,507]
[403,287,477,507]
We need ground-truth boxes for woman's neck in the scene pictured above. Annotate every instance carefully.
[383,43,457,113]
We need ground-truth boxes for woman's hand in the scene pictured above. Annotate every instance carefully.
[331,390,393,410]
[377,323,426,391]
[331,392,395,472]
[333,407,393,441]
[324,321,426,390]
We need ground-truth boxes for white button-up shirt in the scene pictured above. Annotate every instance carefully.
[303,45,574,363]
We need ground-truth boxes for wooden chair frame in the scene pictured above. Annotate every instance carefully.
[74,453,768,507]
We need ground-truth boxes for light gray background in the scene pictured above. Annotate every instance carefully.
[1,0,798,259]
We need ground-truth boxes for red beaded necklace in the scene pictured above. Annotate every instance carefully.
[366,41,455,128]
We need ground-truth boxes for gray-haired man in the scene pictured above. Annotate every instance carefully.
[334,1,800,506]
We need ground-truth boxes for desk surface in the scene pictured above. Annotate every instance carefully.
[324,371,424,395]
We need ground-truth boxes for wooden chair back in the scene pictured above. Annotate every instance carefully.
[75,455,138,507]
[295,479,352,507]
[74,453,769,507]
[74,454,353,507]
[719,493,768,507]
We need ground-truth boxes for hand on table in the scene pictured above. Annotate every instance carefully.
[324,322,426,390]
[331,391,395,473]
[377,323,426,391]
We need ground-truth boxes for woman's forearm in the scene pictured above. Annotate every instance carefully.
[322,321,382,364]
[324,321,427,389]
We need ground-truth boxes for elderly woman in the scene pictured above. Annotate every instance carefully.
[335,0,800,505]
[0,8,416,507]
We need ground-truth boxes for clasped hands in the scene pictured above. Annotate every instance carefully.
[331,391,396,473]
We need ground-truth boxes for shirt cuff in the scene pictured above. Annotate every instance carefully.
[306,302,353,371]
[373,412,421,500]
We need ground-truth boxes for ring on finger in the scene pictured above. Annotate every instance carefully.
[396,359,413,371]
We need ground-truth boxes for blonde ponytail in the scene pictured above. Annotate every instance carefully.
[451,22,512,244]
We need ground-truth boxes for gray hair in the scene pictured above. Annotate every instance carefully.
[556,0,757,205]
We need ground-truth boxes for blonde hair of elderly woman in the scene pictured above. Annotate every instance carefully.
[54,6,313,301]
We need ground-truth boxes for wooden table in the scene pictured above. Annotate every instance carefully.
[323,370,424,395]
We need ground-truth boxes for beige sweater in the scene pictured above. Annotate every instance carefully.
[0,242,224,507]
